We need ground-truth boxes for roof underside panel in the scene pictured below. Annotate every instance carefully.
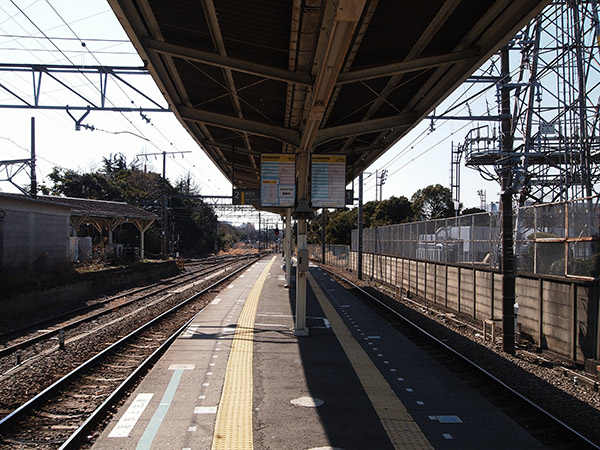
[216,0,292,68]
[351,1,448,68]
[109,0,552,194]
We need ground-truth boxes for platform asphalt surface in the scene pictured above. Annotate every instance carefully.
[92,254,545,449]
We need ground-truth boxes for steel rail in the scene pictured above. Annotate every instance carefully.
[0,254,258,357]
[0,255,262,437]
[320,266,600,450]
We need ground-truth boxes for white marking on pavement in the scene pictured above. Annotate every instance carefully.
[108,393,153,438]
[168,364,195,370]
[194,406,218,414]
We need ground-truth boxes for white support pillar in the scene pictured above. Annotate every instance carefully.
[295,218,308,335]
[285,208,292,288]
[294,151,311,336]
[134,219,154,260]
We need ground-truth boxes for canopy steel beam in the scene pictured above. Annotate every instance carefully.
[315,112,418,145]
[179,105,299,146]
[142,38,313,87]
[337,48,480,84]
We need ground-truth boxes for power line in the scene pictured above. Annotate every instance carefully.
[0,34,129,43]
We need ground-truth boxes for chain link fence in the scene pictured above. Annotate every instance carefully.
[350,195,600,279]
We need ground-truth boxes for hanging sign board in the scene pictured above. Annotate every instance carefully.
[232,189,260,205]
[260,154,296,207]
[311,155,346,208]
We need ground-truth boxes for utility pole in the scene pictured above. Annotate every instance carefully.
[500,46,516,355]
[30,117,37,198]
[136,150,191,259]
[379,169,387,201]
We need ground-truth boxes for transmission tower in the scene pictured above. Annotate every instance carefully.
[462,0,600,204]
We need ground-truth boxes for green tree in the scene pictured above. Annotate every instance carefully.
[325,209,357,244]
[370,196,412,226]
[308,210,324,244]
[411,184,455,220]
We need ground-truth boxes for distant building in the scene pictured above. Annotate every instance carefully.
[0,193,71,271]
[0,193,157,272]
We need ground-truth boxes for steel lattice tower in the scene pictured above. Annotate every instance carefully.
[462,0,600,204]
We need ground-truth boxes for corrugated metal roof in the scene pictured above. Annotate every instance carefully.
[108,0,551,192]
[0,193,158,221]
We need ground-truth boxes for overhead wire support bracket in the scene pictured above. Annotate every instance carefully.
[66,106,91,131]
[0,63,169,113]
[32,68,42,107]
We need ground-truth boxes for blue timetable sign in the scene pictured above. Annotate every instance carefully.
[260,154,296,207]
[311,155,346,208]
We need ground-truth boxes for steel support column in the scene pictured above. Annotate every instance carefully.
[285,207,292,288]
[358,172,363,280]
[500,47,516,354]
[294,151,310,336]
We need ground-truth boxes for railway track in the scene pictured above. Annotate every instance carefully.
[0,253,258,369]
[0,253,254,347]
[321,266,600,450]
[0,253,263,449]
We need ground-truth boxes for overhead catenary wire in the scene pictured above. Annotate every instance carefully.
[8,1,174,159]
[40,1,225,194]
[364,53,513,198]
[0,3,218,194]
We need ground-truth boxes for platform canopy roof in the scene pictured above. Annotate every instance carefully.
[109,0,550,192]
[0,192,157,233]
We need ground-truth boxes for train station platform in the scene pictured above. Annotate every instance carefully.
[92,254,545,450]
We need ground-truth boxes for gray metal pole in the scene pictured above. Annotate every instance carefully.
[30,117,37,198]
[321,208,326,263]
[161,151,167,259]
[295,151,310,336]
[285,208,292,288]
[358,172,363,280]
[500,46,516,355]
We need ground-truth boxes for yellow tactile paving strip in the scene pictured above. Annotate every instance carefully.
[307,272,434,450]
[211,256,275,450]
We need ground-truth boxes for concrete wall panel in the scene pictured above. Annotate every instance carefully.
[516,277,541,342]
[493,273,503,320]
[542,282,571,356]
[475,271,493,320]
[435,265,446,306]
[409,260,418,294]
[446,266,459,310]
[425,262,435,302]
[417,262,426,298]
[459,268,474,317]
